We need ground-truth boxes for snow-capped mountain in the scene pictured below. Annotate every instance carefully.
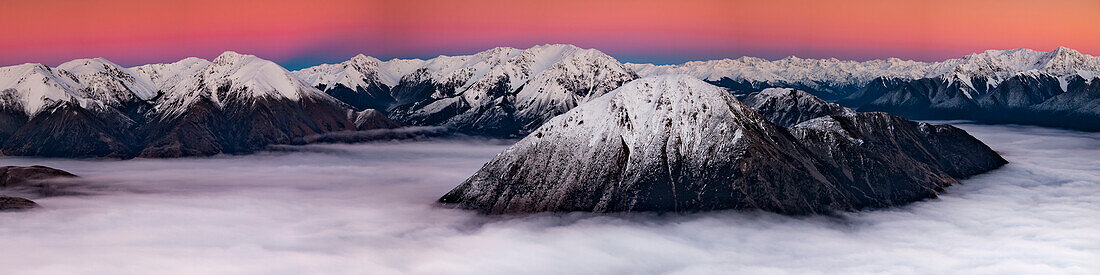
[924,47,1100,89]
[296,44,638,137]
[0,61,155,157]
[632,47,1100,130]
[350,109,400,131]
[1,57,163,118]
[631,47,1100,99]
[629,56,930,99]
[292,54,401,111]
[739,88,853,127]
[131,57,211,91]
[440,75,1004,214]
[853,49,1100,130]
[137,51,357,157]
[0,52,390,157]
[0,63,85,116]
[3,45,1098,157]
[152,51,341,117]
[56,58,158,108]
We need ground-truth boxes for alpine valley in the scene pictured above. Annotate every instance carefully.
[2,44,1098,158]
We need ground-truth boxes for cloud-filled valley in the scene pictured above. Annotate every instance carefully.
[0,124,1097,274]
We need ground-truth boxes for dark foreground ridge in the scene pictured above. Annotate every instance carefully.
[0,165,80,211]
[439,76,1006,215]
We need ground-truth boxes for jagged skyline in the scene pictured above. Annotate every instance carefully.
[3,0,1099,70]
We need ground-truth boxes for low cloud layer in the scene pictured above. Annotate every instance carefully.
[0,125,1097,274]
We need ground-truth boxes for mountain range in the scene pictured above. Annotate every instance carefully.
[631,47,1100,130]
[1,44,1097,157]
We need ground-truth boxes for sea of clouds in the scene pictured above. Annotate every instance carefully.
[0,124,1097,274]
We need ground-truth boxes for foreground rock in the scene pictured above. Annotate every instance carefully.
[0,165,81,211]
[1,165,77,187]
[0,195,37,211]
[440,75,1006,214]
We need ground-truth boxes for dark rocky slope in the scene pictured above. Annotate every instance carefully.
[440,76,1005,214]
[0,195,37,211]
[0,165,81,211]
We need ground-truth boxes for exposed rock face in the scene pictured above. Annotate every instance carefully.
[0,165,81,211]
[0,165,78,188]
[440,75,1006,215]
[0,195,37,211]
[1,101,136,157]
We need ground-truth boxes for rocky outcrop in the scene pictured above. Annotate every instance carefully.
[0,165,78,187]
[1,165,80,197]
[440,75,1006,215]
[0,165,81,211]
[0,195,37,211]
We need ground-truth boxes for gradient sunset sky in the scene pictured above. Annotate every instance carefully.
[2,0,1098,70]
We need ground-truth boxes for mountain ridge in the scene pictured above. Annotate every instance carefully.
[2,45,1099,157]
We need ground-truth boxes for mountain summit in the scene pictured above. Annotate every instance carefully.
[439,75,1005,214]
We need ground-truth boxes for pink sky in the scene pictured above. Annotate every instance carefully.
[2,0,1098,69]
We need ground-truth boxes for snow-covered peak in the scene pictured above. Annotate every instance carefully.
[201,51,316,99]
[57,57,158,103]
[348,54,379,64]
[296,44,603,91]
[131,57,211,91]
[557,74,755,149]
[0,63,85,116]
[296,44,631,111]
[507,45,636,116]
[211,51,248,64]
[57,58,114,75]
[628,56,931,88]
[292,53,399,91]
[630,47,1100,90]
[740,88,855,127]
[385,44,638,136]
[156,52,331,116]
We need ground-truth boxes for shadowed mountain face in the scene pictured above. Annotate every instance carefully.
[440,76,1005,215]
[853,74,1100,130]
